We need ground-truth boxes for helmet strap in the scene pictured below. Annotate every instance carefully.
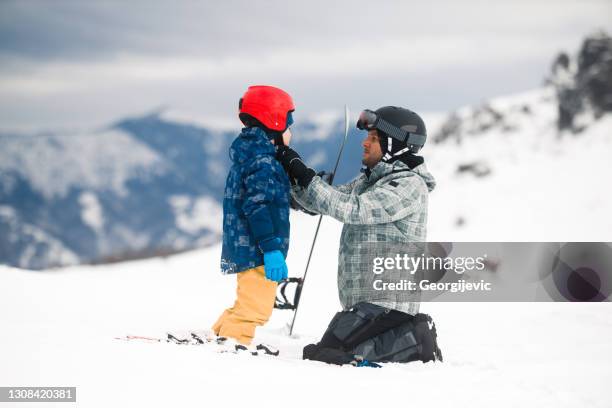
[273,132,285,147]
[382,136,411,163]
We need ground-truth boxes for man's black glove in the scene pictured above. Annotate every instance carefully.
[276,145,316,188]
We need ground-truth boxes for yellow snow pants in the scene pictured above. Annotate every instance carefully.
[212,266,278,345]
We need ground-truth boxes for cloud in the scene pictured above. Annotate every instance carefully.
[1,0,609,62]
[0,34,560,96]
[0,0,610,130]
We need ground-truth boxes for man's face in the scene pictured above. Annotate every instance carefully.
[362,130,383,168]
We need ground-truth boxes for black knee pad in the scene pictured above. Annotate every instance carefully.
[326,302,390,348]
[303,302,391,365]
[351,313,443,363]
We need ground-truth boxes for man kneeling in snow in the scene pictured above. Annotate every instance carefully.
[276,106,443,366]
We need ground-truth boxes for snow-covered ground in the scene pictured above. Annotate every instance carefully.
[1,211,611,407]
[2,86,612,406]
[427,88,612,241]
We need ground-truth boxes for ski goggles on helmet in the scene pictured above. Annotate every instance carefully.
[286,111,294,128]
[356,109,426,153]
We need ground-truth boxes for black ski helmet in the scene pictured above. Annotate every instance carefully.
[357,106,427,161]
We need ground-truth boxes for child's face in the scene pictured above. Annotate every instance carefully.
[282,128,292,146]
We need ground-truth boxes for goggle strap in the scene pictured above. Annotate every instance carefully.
[376,118,404,140]
[377,117,426,146]
[383,147,411,163]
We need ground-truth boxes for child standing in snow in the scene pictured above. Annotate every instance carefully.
[212,85,294,347]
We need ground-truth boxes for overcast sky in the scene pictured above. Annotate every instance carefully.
[0,0,610,131]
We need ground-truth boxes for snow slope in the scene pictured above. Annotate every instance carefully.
[1,212,611,407]
[427,87,612,241]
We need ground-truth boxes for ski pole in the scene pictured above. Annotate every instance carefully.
[289,105,350,336]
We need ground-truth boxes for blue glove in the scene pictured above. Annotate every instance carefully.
[263,250,288,282]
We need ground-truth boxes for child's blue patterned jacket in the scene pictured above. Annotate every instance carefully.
[220,126,291,274]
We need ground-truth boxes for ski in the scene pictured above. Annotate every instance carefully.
[114,332,378,366]
[114,335,162,343]
[166,330,215,345]
[115,331,280,357]
[167,333,191,345]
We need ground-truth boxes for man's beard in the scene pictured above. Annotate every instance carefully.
[362,155,380,169]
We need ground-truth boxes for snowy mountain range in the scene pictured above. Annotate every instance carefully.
[0,109,366,269]
[1,32,611,270]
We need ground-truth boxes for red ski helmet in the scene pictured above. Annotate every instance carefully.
[239,85,295,132]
